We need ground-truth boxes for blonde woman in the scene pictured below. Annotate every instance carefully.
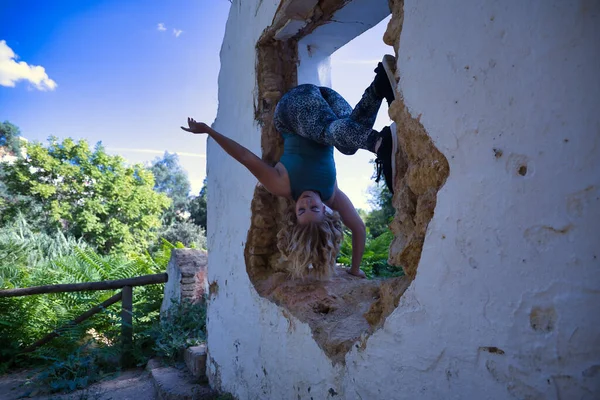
[182,57,397,279]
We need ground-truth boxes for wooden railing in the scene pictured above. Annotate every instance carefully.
[0,273,168,366]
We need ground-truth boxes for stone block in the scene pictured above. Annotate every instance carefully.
[161,249,209,319]
[184,345,208,380]
[148,359,215,400]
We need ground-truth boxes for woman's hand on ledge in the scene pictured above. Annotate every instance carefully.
[347,268,367,279]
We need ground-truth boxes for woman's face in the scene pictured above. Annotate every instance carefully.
[295,191,326,225]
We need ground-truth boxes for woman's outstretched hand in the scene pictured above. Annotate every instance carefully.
[181,118,211,134]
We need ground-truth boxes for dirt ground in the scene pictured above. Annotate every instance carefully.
[0,368,156,400]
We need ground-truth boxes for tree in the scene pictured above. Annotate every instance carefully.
[365,184,395,238]
[337,184,402,278]
[149,152,191,225]
[148,152,208,247]
[188,177,207,231]
[155,220,206,249]
[1,136,171,254]
[0,121,22,156]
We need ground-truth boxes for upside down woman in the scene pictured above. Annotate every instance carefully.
[182,56,398,279]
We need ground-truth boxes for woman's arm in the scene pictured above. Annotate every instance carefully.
[329,187,367,278]
[182,118,289,197]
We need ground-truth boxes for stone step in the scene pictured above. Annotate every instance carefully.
[184,345,208,380]
[146,359,217,400]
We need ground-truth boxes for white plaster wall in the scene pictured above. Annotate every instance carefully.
[206,1,344,398]
[297,0,390,86]
[207,0,600,399]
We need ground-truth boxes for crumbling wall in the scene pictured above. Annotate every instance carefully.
[384,0,450,279]
[161,249,208,317]
[207,0,600,398]
[206,2,347,397]
[246,0,408,364]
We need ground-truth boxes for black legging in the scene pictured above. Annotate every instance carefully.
[273,83,382,155]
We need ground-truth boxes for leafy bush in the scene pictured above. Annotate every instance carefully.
[30,342,117,395]
[0,121,209,394]
[336,181,404,278]
[365,179,395,238]
[0,226,175,369]
[1,136,171,254]
[338,229,403,278]
[0,218,93,361]
[0,215,88,287]
[155,220,206,250]
[151,298,207,362]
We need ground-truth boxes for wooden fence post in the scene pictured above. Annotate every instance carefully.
[0,273,169,363]
[121,285,133,367]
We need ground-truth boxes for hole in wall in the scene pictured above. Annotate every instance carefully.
[312,301,335,315]
[243,0,449,364]
[518,165,528,176]
[329,19,393,212]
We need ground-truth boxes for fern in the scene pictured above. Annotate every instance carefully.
[337,230,403,278]
[0,226,174,379]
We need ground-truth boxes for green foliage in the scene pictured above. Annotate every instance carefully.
[365,184,395,238]
[338,230,403,279]
[156,220,206,249]
[188,177,207,231]
[150,152,191,225]
[0,230,175,368]
[337,183,403,278]
[31,343,114,395]
[0,122,209,394]
[148,152,207,248]
[151,299,207,361]
[140,237,183,268]
[1,137,171,254]
[0,218,93,359]
[1,228,81,362]
[0,121,22,155]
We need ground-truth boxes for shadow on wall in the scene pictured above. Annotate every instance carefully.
[243,0,449,364]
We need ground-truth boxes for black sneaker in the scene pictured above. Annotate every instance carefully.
[374,124,398,194]
[373,55,397,106]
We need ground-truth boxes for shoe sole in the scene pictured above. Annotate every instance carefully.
[382,54,397,102]
[390,122,398,185]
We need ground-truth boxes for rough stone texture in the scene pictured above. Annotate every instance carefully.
[161,249,208,318]
[148,359,216,400]
[254,266,410,364]
[383,0,450,279]
[185,345,208,380]
[208,0,600,398]
[243,0,411,365]
[248,0,380,281]
[383,0,402,55]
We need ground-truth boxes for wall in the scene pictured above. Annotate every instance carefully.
[206,0,600,399]
[296,0,390,86]
[206,1,344,398]
[160,249,208,317]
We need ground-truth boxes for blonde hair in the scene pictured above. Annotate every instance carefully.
[276,203,344,279]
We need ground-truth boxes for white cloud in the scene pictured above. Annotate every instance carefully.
[173,29,183,38]
[0,40,57,91]
[157,23,166,31]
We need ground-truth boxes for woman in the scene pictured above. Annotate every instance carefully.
[182,56,397,279]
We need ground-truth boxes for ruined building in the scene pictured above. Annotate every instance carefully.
[205,0,600,398]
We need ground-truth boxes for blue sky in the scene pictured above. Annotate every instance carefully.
[0,0,392,210]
